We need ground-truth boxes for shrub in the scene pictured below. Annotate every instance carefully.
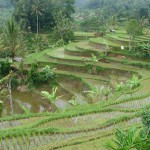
[53,28,75,45]
[126,75,140,90]
[27,64,56,87]
[0,61,12,77]
[40,65,56,85]
[27,63,40,87]
[115,82,125,92]
[11,76,19,88]
[63,29,75,44]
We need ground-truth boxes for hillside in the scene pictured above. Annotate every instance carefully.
[0,0,13,27]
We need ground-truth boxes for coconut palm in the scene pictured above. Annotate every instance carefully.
[31,0,43,35]
[1,18,24,61]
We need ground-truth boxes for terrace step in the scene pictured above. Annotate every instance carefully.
[118,35,150,42]
[107,56,150,67]
[54,69,109,82]
[113,97,150,110]
[106,35,130,45]
[47,48,90,59]
[64,45,92,57]
[74,32,94,41]
[89,37,128,50]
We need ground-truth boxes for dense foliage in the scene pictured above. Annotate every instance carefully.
[0,61,12,77]
[12,0,75,32]
[75,0,150,32]
[0,18,26,60]
[27,64,56,87]
[76,0,150,21]
[106,108,150,150]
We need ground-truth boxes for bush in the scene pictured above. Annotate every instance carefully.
[0,61,12,77]
[27,64,56,87]
[0,50,10,58]
[27,63,40,87]
[63,29,75,44]
[136,42,150,59]
[53,28,75,45]
[11,76,19,88]
[39,65,56,83]
[80,17,107,33]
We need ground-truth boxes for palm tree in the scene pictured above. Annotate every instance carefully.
[1,18,23,61]
[31,0,43,36]
[109,15,117,30]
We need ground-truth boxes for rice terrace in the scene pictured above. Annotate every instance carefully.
[0,0,150,150]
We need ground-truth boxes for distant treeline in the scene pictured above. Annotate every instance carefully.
[76,0,150,20]
[0,0,13,8]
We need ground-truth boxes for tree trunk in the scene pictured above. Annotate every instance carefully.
[12,51,15,62]
[0,101,3,117]
[7,78,13,115]
[106,96,108,101]
[11,44,15,62]
[129,35,132,51]
[37,14,39,36]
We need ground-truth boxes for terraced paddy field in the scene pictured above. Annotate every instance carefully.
[0,31,150,150]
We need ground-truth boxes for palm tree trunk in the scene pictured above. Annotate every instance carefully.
[129,35,132,50]
[7,77,13,115]
[0,101,3,117]
[106,96,108,101]
[12,51,15,62]
[37,14,39,36]
[11,45,15,62]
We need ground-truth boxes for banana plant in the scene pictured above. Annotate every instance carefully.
[91,53,99,63]
[102,86,112,101]
[115,82,125,92]
[126,75,140,90]
[16,100,30,114]
[68,99,78,106]
[41,87,62,104]
[85,86,104,102]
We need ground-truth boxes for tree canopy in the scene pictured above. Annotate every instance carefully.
[12,0,75,32]
[76,0,150,22]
